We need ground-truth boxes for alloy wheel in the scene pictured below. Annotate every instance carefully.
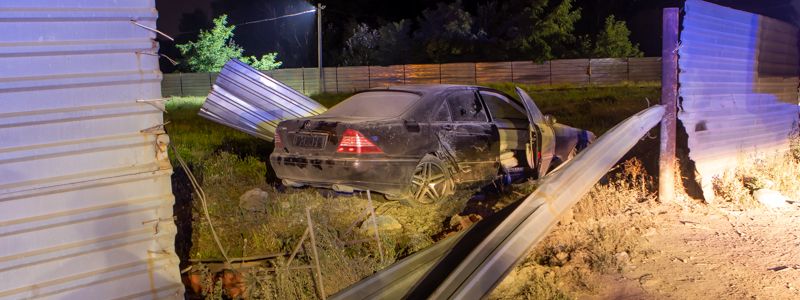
[410,161,452,204]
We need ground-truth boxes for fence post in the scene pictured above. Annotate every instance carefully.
[402,65,407,85]
[179,73,184,97]
[301,67,306,95]
[510,61,515,84]
[626,58,631,82]
[438,64,442,84]
[659,8,679,204]
[587,59,593,84]
[473,63,477,85]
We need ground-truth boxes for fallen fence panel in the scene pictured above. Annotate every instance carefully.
[198,59,327,141]
[331,105,665,299]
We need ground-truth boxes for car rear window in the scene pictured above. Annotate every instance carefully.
[324,91,420,118]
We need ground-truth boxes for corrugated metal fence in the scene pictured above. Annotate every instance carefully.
[679,0,800,200]
[162,57,662,97]
[0,0,183,298]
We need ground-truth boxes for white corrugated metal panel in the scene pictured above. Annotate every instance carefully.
[679,0,800,200]
[0,0,183,298]
[199,59,327,141]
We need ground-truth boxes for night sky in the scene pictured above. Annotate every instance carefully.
[155,0,799,72]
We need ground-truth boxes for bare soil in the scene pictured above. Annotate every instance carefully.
[582,199,800,300]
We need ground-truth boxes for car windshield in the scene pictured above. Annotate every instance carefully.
[324,91,420,118]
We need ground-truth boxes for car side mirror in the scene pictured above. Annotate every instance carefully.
[544,115,557,125]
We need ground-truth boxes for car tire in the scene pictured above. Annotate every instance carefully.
[407,154,455,205]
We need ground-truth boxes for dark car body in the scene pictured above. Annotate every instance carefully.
[269,85,593,199]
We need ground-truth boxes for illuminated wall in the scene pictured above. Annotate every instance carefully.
[0,0,183,298]
[679,0,800,200]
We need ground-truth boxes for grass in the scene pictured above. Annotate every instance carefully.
[711,135,800,209]
[165,82,662,299]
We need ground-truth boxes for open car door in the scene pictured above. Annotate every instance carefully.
[514,87,556,178]
[198,59,327,141]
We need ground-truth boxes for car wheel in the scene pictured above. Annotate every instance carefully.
[409,155,455,205]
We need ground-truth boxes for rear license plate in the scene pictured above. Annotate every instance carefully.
[293,133,328,149]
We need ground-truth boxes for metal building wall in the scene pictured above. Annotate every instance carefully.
[0,0,183,298]
[679,0,800,200]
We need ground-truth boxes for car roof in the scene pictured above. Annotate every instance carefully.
[366,84,476,95]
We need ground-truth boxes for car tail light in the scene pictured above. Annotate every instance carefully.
[274,133,284,148]
[337,129,383,154]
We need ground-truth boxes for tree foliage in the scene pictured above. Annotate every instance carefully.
[340,23,380,66]
[520,0,583,61]
[591,15,644,58]
[246,53,283,70]
[376,20,413,65]
[177,15,282,72]
[415,0,480,63]
[332,0,644,65]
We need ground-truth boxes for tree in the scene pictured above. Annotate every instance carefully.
[177,15,282,72]
[591,15,644,58]
[375,20,413,65]
[520,0,582,62]
[416,1,478,63]
[340,23,380,66]
[474,0,583,62]
[247,53,283,70]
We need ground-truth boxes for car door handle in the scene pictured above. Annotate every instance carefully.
[442,124,454,131]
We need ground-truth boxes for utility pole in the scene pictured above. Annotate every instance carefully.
[317,3,325,94]
[659,8,679,204]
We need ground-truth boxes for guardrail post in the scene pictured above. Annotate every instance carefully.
[659,8,679,203]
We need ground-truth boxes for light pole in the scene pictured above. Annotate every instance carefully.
[317,3,325,94]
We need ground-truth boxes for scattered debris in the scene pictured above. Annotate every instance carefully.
[752,189,788,209]
[449,214,482,231]
[680,220,711,230]
[615,251,631,264]
[239,188,270,212]
[360,215,402,234]
[219,269,246,298]
[638,273,655,285]
[768,265,800,272]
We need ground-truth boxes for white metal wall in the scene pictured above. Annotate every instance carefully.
[0,0,183,298]
[679,0,800,200]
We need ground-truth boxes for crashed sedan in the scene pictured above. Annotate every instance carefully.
[200,60,593,205]
[269,85,594,204]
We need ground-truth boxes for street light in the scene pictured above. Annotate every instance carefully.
[227,4,323,93]
[317,3,325,94]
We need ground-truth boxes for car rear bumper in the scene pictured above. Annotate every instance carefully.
[269,153,419,195]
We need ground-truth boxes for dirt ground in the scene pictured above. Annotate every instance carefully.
[583,198,800,300]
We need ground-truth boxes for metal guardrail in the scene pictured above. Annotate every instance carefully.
[331,105,666,299]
